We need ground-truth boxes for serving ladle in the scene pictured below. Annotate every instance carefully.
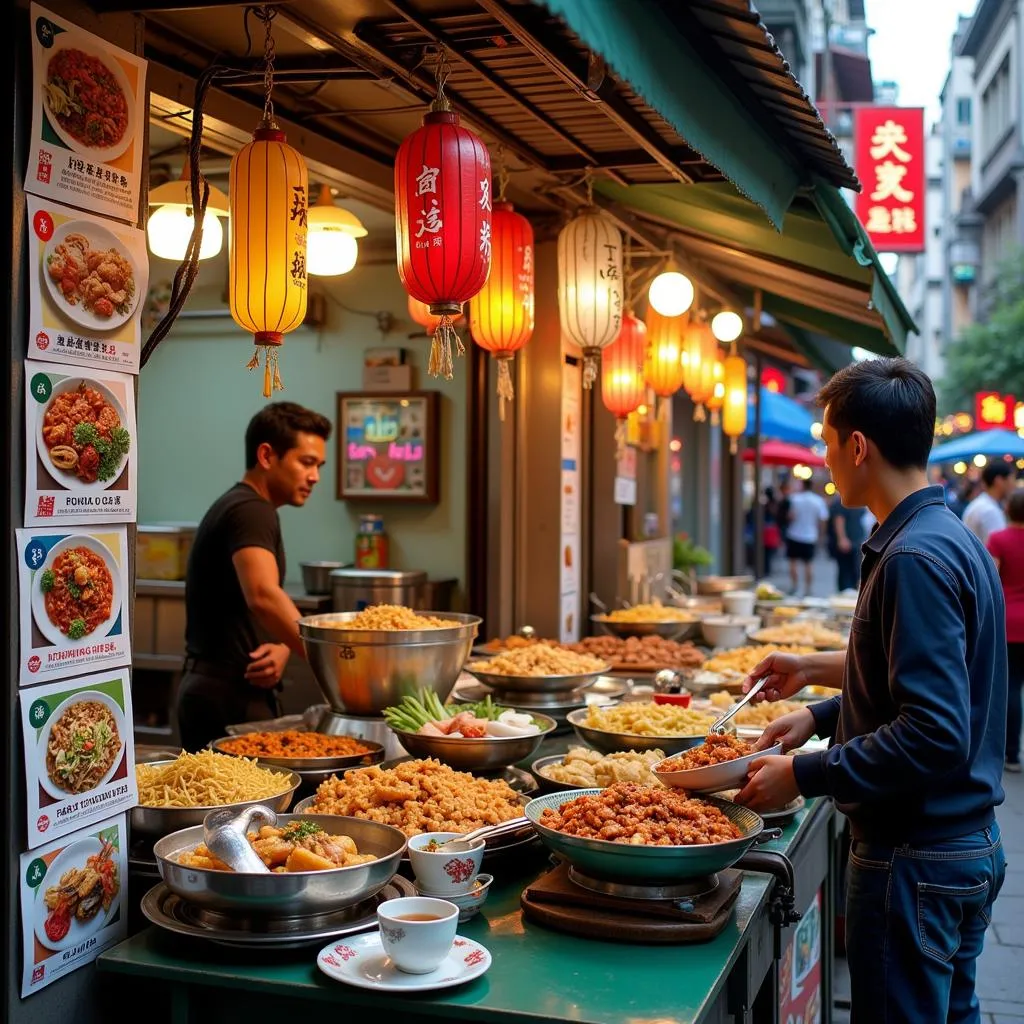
[202,805,277,873]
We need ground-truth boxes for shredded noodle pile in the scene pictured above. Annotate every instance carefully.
[135,750,290,808]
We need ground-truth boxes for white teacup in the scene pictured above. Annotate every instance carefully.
[406,832,485,895]
[377,896,459,974]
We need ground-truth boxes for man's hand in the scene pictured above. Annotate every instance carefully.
[838,537,852,554]
[743,651,813,702]
[752,707,816,752]
[733,755,800,812]
[246,643,290,688]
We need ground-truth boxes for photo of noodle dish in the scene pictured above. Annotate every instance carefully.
[37,690,126,800]
[34,835,120,952]
[42,220,140,331]
[41,36,135,161]
[37,377,130,489]
[30,535,121,648]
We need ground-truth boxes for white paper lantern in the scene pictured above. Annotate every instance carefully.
[557,206,623,388]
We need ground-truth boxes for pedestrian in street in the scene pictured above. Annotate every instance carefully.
[827,493,867,592]
[763,486,783,575]
[736,357,1007,1024]
[964,462,1012,544]
[986,488,1024,774]
[784,477,828,597]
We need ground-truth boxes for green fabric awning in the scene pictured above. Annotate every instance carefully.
[595,179,916,356]
[539,0,801,228]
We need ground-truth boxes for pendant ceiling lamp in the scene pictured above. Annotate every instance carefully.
[648,265,694,317]
[722,349,749,453]
[711,309,744,343]
[229,7,308,397]
[602,312,647,455]
[307,184,367,277]
[147,163,229,262]
[469,175,535,420]
[395,50,491,380]
[557,187,623,389]
[643,307,686,397]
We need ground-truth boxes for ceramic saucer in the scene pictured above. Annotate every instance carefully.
[316,931,492,992]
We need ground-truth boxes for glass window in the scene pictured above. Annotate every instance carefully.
[957,97,972,125]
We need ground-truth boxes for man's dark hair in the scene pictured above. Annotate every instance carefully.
[982,462,1012,488]
[245,402,332,468]
[1008,489,1024,524]
[817,357,935,470]
[802,478,815,490]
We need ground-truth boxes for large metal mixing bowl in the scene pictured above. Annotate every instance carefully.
[566,707,710,755]
[154,813,407,915]
[591,615,701,642]
[298,611,481,716]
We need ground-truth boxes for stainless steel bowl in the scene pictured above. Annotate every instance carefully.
[529,754,591,794]
[300,561,347,595]
[132,763,301,836]
[463,665,609,695]
[524,788,766,883]
[389,712,557,771]
[153,813,407,915]
[299,611,481,716]
[695,574,755,596]
[591,615,701,641]
[209,735,386,772]
[566,706,709,755]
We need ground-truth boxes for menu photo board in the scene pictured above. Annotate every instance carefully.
[19,813,128,997]
[16,526,131,685]
[24,359,138,525]
[337,391,440,502]
[20,669,137,849]
[559,356,582,644]
[26,195,148,373]
[27,4,147,223]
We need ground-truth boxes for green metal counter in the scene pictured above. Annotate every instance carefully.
[98,797,835,1024]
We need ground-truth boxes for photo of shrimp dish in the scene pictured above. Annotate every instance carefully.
[46,232,136,320]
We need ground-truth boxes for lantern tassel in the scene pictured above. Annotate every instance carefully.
[615,419,627,459]
[582,353,598,390]
[246,345,285,399]
[711,408,720,426]
[428,316,464,381]
[729,437,738,455]
[496,357,515,422]
[693,403,707,423]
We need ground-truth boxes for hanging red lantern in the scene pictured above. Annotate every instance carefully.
[602,313,647,454]
[395,62,491,380]
[643,307,686,397]
[408,295,463,333]
[469,201,534,420]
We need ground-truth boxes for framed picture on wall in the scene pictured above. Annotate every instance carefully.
[336,391,440,503]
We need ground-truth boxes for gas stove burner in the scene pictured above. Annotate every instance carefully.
[567,867,720,902]
[142,875,416,949]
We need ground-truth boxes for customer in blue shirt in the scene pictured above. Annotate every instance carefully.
[736,357,1007,1024]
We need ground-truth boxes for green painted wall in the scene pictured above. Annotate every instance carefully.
[137,251,468,593]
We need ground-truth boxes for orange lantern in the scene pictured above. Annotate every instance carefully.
[704,356,726,424]
[602,313,647,453]
[722,351,749,453]
[643,308,686,397]
[684,321,717,419]
[469,201,535,420]
[408,295,463,333]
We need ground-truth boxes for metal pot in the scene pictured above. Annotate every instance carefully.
[301,561,347,595]
[330,568,427,612]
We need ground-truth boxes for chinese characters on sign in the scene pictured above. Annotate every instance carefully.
[975,391,1016,431]
[854,106,926,253]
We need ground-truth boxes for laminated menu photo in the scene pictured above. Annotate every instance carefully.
[20,669,137,849]
[16,526,131,685]
[26,4,148,222]
[24,359,137,525]
[26,194,148,373]
[19,813,128,997]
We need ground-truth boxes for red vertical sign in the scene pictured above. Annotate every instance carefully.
[854,107,926,253]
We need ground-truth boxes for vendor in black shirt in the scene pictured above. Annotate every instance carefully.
[177,402,331,751]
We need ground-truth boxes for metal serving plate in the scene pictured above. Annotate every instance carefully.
[591,615,700,642]
[524,788,766,883]
[153,813,407,915]
[131,762,301,837]
[453,675,627,709]
[209,735,386,772]
[565,705,709,755]
[463,665,609,695]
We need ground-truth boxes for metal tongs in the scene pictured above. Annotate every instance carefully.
[202,805,277,873]
[709,677,767,735]
[433,816,530,852]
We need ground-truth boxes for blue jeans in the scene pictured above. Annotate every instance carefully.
[846,825,1006,1024]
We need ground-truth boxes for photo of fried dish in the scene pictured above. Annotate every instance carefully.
[38,836,120,950]
[40,380,130,485]
[43,45,129,152]
[45,230,136,321]
[39,544,114,641]
[178,819,378,873]
[45,697,122,795]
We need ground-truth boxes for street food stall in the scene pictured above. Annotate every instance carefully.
[1,2,910,1022]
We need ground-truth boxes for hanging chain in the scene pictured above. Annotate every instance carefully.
[254,5,277,125]
[584,167,594,204]
[495,144,510,202]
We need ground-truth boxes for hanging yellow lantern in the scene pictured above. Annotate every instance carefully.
[229,11,308,397]
[704,356,726,424]
[643,308,686,397]
[684,320,717,419]
[722,351,748,453]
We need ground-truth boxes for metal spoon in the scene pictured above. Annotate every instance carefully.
[589,592,609,614]
[202,805,277,873]
[433,816,530,852]
[709,677,767,735]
